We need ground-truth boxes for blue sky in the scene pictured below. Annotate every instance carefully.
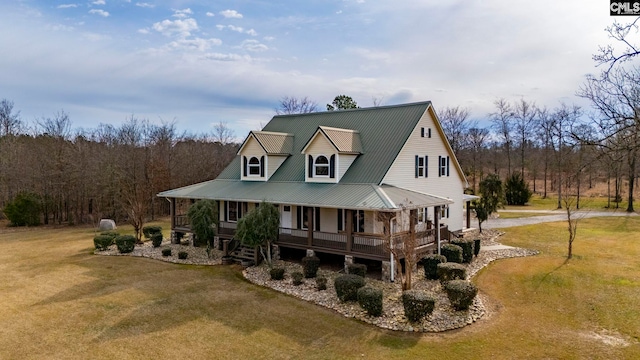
[0,1,617,138]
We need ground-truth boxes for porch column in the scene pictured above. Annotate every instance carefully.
[409,208,416,241]
[170,198,176,229]
[346,209,353,252]
[434,205,441,255]
[307,207,313,247]
[466,200,471,229]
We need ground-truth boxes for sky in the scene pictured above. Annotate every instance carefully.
[0,1,623,139]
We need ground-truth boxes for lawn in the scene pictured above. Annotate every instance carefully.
[510,194,629,211]
[0,218,638,359]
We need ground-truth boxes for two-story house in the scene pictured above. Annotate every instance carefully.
[158,101,468,281]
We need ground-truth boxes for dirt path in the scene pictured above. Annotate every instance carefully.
[482,210,638,229]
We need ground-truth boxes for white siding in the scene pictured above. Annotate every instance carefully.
[381,107,466,232]
[320,207,338,233]
[338,154,358,182]
[304,133,338,183]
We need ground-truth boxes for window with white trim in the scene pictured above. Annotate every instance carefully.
[439,156,449,177]
[440,205,449,219]
[248,157,260,175]
[314,155,329,176]
[417,208,428,223]
[415,155,428,178]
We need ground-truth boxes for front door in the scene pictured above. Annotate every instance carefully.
[281,205,292,233]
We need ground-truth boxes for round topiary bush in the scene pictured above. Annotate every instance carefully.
[270,267,285,280]
[444,280,478,310]
[142,225,163,239]
[334,274,366,302]
[437,262,467,283]
[422,254,447,280]
[115,235,136,253]
[357,286,383,317]
[178,251,188,260]
[302,256,320,278]
[100,231,119,241]
[473,239,481,257]
[441,243,463,263]
[151,233,163,248]
[451,238,474,263]
[402,290,435,322]
[161,248,172,257]
[347,263,367,278]
[316,276,327,291]
[291,271,304,286]
[93,235,114,251]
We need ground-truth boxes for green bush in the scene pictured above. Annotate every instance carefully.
[178,251,188,260]
[3,192,41,226]
[142,226,163,239]
[161,248,172,257]
[151,233,163,247]
[270,267,285,280]
[451,238,474,263]
[505,171,532,206]
[437,262,467,283]
[187,199,218,247]
[402,290,435,322]
[100,231,119,240]
[473,239,481,257]
[347,263,367,278]
[316,276,327,291]
[115,235,136,253]
[291,271,304,286]
[444,280,478,310]
[334,274,366,302]
[302,256,320,278]
[357,286,383,317]
[422,254,447,280]
[93,235,114,251]
[441,243,463,263]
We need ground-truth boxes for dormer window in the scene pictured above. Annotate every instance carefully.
[315,155,329,176]
[248,157,261,176]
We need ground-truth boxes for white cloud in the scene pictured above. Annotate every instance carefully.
[246,29,257,36]
[48,24,75,31]
[263,36,275,41]
[228,25,244,33]
[173,8,193,19]
[167,38,222,51]
[152,18,198,38]
[206,12,215,17]
[89,9,109,17]
[138,28,150,34]
[57,4,78,8]
[215,24,224,30]
[202,53,248,62]
[220,9,243,19]
[92,0,106,5]
[217,25,257,36]
[240,39,268,52]
[136,2,154,8]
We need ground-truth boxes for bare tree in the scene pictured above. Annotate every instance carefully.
[593,17,640,73]
[551,103,581,209]
[275,96,319,115]
[0,99,21,136]
[378,209,419,291]
[466,126,489,193]
[211,121,235,145]
[439,106,471,156]
[490,98,514,176]
[513,99,537,176]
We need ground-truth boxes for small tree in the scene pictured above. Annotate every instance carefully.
[473,174,504,232]
[379,209,418,291]
[187,199,218,247]
[3,192,41,226]
[235,201,279,267]
[504,171,532,205]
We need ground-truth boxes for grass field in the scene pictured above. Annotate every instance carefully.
[0,217,638,359]
[509,194,630,211]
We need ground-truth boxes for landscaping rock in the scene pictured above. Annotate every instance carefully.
[98,219,116,231]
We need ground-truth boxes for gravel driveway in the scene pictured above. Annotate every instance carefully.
[481,210,638,229]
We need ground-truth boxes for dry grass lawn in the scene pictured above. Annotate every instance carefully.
[0,217,639,359]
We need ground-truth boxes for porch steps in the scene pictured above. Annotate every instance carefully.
[230,244,261,265]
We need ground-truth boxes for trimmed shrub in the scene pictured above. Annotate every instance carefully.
[316,276,327,291]
[93,235,114,251]
[451,238,474,263]
[151,233,163,248]
[302,256,320,278]
[473,239,481,257]
[270,267,285,280]
[357,286,383,317]
[142,225,163,239]
[291,271,304,286]
[437,262,467,283]
[441,243,463,263]
[444,280,478,310]
[347,263,367,278]
[161,248,172,257]
[334,274,366,302]
[115,235,136,253]
[422,254,447,280]
[402,290,435,322]
[178,251,188,260]
[100,231,119,240]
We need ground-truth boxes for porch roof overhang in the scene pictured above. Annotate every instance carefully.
[158,179,453,211]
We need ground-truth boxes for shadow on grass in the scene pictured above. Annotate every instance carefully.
[533,257,570,290]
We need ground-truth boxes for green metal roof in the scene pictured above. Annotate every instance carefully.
[217,101,432,183]
[157,179,452,210]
